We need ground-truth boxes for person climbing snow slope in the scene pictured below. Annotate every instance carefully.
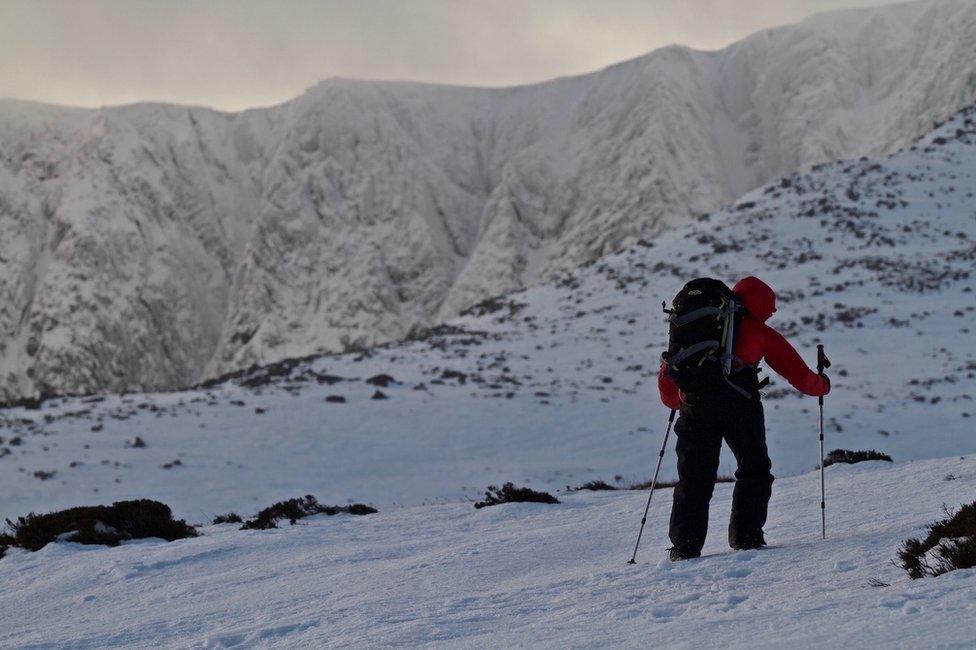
[657,276,830,560]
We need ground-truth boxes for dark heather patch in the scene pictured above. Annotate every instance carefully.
[212,513,243,525]
[823,449,892,467]
[365,374,396,387]
[899,502,976,579]
[241,495,377,530]
[474,483,559,509]
[571,480,618,491]
[3,500,197,553]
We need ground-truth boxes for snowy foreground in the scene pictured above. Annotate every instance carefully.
[2,456,974,647]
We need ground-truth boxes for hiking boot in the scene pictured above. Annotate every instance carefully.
[730,530,767,551]
[667,547,698,561]
[730,539,766,551]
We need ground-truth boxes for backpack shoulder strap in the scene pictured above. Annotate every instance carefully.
[668,340,721,365]
[669,306,722,327]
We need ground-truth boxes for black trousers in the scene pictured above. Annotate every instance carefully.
[668,391,773,556]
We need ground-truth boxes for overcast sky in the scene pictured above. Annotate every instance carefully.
[0,0,896,111]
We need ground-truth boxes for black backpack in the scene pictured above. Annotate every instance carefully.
[661,278,750,397]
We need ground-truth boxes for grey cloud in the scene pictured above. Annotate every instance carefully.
[0,0,903,110]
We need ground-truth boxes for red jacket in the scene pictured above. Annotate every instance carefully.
[658,276,829,409]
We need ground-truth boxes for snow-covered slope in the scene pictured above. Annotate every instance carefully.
[2,0,975,400]
[1,102,973,524]
[1,456,974,647]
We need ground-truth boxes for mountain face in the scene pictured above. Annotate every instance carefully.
[3,101,974,520]
[1,0,975,400]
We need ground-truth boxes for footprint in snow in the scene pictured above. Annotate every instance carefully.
[671,592,703,605]
[724,566,752,578]
[733,549,759,561]
[124,547,233,578]
[725,593,749,608]
[649,605,677,619]
[205,622,316,648]
[609,608,642,621]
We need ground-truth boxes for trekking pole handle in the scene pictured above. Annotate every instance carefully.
[816,344,831,372]
[816,344,830,406]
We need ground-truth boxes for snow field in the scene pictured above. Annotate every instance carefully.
[1,456,974,647]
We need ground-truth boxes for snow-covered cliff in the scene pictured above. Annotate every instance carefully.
[1,0,974,399]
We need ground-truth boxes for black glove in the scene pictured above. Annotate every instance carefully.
[819,373,830,395]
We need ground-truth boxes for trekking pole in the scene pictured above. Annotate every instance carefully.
[628,409,677,564]
[817,344,831,540]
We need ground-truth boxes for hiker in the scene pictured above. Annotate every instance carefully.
[657,276,829,560]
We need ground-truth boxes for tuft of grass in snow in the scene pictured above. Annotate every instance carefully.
[474,483,559,509]
[0,532,14,559]
[571,480,619,491]
[899,501,976,579]
[212,513,243,525]
[824,449,893,467]
[240,496,377,530]
[3,500,197,554]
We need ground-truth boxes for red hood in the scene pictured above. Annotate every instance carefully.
[733,276,776,322]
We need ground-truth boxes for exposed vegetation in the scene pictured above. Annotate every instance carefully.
[824,449,893,467]
[899,501,976,579]
[212,513,243,525]
[474,483,559,509]
[2,500,197,554]
[572,480,619,491]
[0,532,14,559]
[240,495,377,530]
